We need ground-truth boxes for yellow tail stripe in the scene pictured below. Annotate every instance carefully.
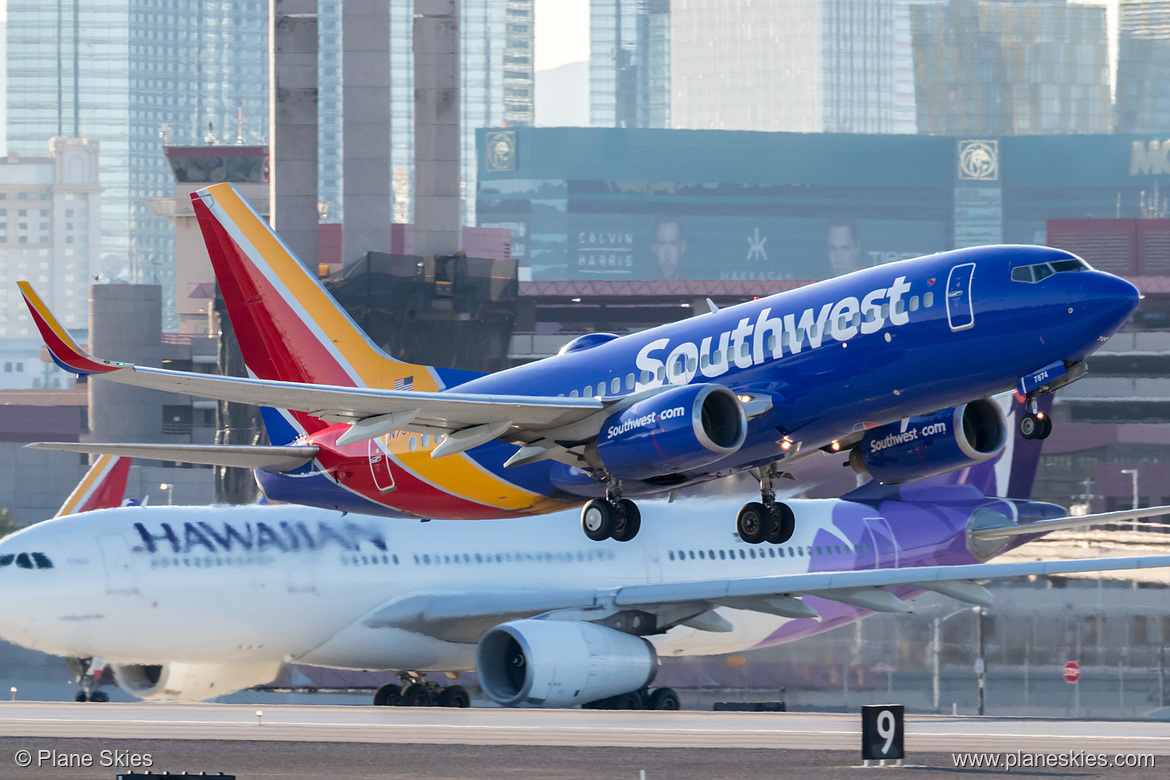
[55,454,117,518]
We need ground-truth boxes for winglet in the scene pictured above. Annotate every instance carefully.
[54,455,132,518]
[18,282,126,375]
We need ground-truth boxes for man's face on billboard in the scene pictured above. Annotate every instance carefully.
[654,221,684,278]
[828,224,860,277]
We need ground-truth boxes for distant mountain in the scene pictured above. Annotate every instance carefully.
[535,60,589,127]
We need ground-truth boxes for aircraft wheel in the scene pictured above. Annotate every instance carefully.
[89,690,109,703]
[736,502,768,544]
[74,691,88,703]
[581,499,615,541]
[611,690,643,710]
[611,499,641,542]
[373,683,401,706]
[766,503,796,544]
[647,687,681,710]
[399,683,433,707]
[1037,415,1053,439]
[1019,412,1039,439]
[438,685,470,708]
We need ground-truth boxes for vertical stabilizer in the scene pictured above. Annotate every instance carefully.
[54,455,131,517]
[189,183,468,439]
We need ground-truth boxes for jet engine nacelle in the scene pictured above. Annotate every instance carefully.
[110,660,283,702]
[849,398,1006,485]
[592,383,747,480]
[477,619,658,708]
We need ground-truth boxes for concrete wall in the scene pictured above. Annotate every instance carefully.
[413,0,462,258]
[341,0,393,266]
[270,0,319,267]
[88,285,166,444]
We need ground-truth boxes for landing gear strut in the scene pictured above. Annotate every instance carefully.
[67,657,110,703]
[373,672,470,708]
[580,478,641,542]
[737,464,794,545]
[1019,398,1052,440]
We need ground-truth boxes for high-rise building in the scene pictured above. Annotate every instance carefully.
[384,0,535,228]
[589,0,671,129]
[912,0,1112,136]
[0,138,101,345]
[2,1,269,327]
[1115,0,1170,134]
[318,0,343,222]
[594,0,914,134]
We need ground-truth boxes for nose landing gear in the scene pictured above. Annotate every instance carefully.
[1019,399,1052,440]
[737,464,795,545]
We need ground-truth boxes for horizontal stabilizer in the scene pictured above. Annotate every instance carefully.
[971,505,1170,540]
[27,442,319,471]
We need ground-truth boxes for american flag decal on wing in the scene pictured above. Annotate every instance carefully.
[393,376,414,391]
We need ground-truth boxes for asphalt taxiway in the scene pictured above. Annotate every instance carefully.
[0,702,1167,754]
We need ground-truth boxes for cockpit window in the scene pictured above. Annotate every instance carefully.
[1010,257,1090,283]
[0,552,53,570]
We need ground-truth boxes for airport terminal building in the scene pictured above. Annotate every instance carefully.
[476,127,1170,283]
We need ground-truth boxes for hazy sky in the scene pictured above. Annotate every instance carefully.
[534,0,590,71]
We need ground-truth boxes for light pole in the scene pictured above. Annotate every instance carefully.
[932,606,978,713]
[159,482,173,506]
[1120,468,1139,530]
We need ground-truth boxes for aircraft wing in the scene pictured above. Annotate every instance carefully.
[970,505,1170,540]
[28,442,320,471]
[357,554,1170,641]
[21,282,605,445]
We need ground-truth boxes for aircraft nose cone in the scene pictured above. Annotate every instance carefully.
[1096,272,1141,318]
[1076,272,1141,349]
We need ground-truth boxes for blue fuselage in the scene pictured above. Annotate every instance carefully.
[260,245,1139,515]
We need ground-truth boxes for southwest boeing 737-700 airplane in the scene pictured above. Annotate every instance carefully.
[21,183,1140,544]
[1,401,1168,708]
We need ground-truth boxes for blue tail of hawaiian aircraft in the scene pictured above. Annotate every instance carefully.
[21,182,1140,544]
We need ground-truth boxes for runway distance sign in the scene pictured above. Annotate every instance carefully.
[861,704,905,761]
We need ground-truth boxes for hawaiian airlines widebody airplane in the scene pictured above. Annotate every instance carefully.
[1,420,1168,708]
[22,183,1140,544]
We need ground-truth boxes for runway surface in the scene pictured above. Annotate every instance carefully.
[0,701,1167,754]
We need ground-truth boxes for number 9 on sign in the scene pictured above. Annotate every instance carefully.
[861,704,905,761]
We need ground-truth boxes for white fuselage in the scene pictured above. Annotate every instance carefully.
[0,498,890,680]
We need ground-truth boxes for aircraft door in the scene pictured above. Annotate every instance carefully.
[945,263,975,332]
[96,535,138,595]
[864,517,901,569]
[368,437,397,493]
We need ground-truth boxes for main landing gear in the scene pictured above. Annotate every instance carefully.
[582,686,681,710]
[580,478,641,542]
[373,673,470,708]
[736,464,795,545]
[1018,399,1052,440]
[67,657,111,703]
